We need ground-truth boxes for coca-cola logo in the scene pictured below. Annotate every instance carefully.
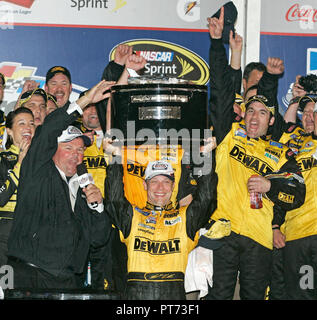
[286,3,317,22]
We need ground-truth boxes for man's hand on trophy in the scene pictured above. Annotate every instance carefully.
[103,137,121,156]
[200,137,217,154]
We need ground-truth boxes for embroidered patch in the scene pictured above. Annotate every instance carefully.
[164,216,182,226]
[234,128,247,138]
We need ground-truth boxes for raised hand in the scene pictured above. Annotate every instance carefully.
[266,57,285,75]
[21,80,39,94]
[125,54,147,72]
[292,75,306,98]
[114,44,133,66]
[207,6,224,39]
[229,30,243,53]
[77,80,116,109]
[18,137,32,164]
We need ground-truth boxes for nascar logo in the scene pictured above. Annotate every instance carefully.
[110,39,209,85]
[135,51,174,62]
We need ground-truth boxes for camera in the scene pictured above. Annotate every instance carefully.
[299,74,317,93]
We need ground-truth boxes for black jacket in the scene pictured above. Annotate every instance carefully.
[8,105,111,278]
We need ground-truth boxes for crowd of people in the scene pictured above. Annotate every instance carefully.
[0,6,316,300]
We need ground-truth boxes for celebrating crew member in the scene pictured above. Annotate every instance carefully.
[0,108,35,267]
[7,80,114,290]
[207,9,306,300]
[103,137,218,300]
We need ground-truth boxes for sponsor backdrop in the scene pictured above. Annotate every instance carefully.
[0,0,229,114]
[260,0,317,114]
[1,0,314,117]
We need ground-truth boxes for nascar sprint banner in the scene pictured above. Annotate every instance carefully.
[260,0,317,114]
[0,0,227,29]
[0,0,231,114]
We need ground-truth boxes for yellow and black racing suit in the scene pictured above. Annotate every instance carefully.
[0,145,21,266]
[274,124,317,299]
[206,37,306,300]
[104,155,217,300]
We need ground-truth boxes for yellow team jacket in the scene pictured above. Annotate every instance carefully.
[0,145,21,218]
[120,203,199,280]
[279,127,317,241]
[212,120,299,249]
[82,136,109,198]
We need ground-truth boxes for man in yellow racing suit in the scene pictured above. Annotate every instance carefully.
[104,143,218,300]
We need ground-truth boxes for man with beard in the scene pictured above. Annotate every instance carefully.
[45,66,72,108]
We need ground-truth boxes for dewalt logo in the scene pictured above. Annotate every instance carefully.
[83,156,107,169]
[298,156,317,172]
[278,192,294,204]
[127,162,146,178]
[229,145,274,175]
[110,39,209,85]
[134,236,181,255]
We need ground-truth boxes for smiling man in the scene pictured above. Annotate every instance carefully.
[208,7,305,300]
[103,144,218,299]
[7,80,114,290]
[208,93,306,299]
[19,88,47,128]
[244,96,275,139]
[45,66,72,108]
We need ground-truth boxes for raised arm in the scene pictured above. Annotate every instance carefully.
[208,6,242,144]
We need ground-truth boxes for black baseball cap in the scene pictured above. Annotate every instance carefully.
[19,88,48,107]
[46,66,71,84]
[211,1,238,44]
[245,95,275,116]
[298,94,317,113]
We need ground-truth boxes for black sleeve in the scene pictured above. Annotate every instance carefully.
[272,205,286,227]
[176,163,197,201]
[88,220,112,289]
[265,156,306,211]
[208,38,242,145]
[257,71,284,141]
[101,61,125,81]
[97,61,126,133]
[186,155,218,240]
[104,157,133,239]
[21,105,80,179]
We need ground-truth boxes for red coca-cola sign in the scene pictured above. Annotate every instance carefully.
[286,3,317,22]
[1,0,35,8]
